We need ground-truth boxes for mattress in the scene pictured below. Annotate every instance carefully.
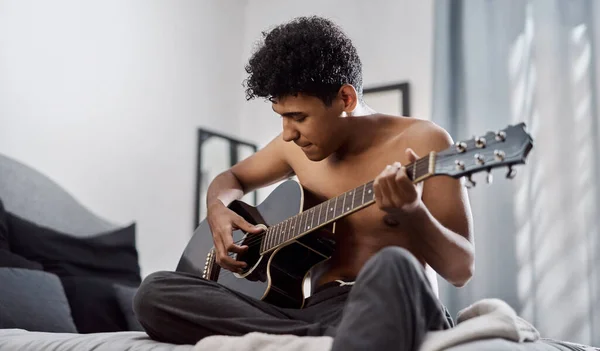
[0,329,596,351]
[0,329,193,351]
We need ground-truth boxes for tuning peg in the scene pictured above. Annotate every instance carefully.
[495,131,507,142]
[475,137,486,148]
[474,153,485,165]
[465,175,476,188]
[494,150,505,161]
[486,170,493,184]
[506,166,516,179]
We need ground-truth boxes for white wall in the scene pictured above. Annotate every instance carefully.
[237,0,435,200]
[0,0,435,278]
[0,0,246,277]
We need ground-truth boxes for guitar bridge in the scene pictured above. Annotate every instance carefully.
[203,248,216,280]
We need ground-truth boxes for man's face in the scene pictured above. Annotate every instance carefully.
[272,93,345,161]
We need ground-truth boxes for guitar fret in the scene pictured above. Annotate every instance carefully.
[302,210,310,233]
[333,197,338,219]
[289,217,296,241]
[300,211,308,235]
[267,224,276,250]
[317,202,323,226]
[310,208,315,230]
[271,223,283,248]
[328,199,334,222]
[293,213,300,238]
[281,219,289,246]
[287,217,294,242]
[353,184,364,209]
[334,194,344,218]
[264,225,270,251]
[298,212,306,235]
[276,223,283,248]
[341,192,347,214]
[348,190,355,212]
[270,224,278,251]
[269,227,276,251]
[278,223,285,247]
[303,209,309,231]
[277,220,285,247]
[286,219,293,243]
[305,210,312,231]
[364,182,374,202]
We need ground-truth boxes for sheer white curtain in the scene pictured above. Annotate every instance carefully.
[433,0,600,345]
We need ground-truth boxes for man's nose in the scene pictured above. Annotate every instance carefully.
[282,119,299,142]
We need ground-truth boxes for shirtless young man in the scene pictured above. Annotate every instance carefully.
[134,16,474,351]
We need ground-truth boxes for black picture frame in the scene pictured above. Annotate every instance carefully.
[363,82,411,117]
[194,128,258,229]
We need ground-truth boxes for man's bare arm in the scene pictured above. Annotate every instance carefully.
[406,124,475,287]
[206,134,295,271]
[207,134,294,209]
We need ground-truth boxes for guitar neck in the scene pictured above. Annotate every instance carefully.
[259,152,436,254]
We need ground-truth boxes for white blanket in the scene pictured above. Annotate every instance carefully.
[193,298,540,351]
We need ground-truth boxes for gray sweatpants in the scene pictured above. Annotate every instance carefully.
[133,247,452,350]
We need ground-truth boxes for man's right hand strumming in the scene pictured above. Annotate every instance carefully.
[207,201,263,273]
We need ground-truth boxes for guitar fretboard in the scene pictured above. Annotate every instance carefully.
[259,154,433,254]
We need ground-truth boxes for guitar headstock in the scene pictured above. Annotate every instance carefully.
[434,123,533,187]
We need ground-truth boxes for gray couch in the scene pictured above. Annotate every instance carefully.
[0,153,594,351]
[0,153,194,350]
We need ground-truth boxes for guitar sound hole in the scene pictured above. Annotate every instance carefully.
[235,233,267,282]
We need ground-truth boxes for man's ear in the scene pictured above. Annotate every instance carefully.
[338,84,359,113]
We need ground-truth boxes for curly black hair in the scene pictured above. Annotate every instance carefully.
[243,16,363,105]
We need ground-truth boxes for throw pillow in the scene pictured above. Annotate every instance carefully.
[0,198,43,270]
[60,276,131,333]
[0,250,43,270]
[0,197,8,250]
[0,268,78,332]
[6,214,140,286]
[113,283,144,331]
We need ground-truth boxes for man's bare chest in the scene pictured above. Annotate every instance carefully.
[293,150,408,201]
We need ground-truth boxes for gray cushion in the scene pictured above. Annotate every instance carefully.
[0,268,77,333]
[113,284,144,331]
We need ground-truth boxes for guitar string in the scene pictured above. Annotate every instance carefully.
[211,152,462,280]
[206,157,437,281]
[214,157,433,254]
[218,156,433,250]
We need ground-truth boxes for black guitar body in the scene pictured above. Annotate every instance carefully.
[176,180,336,308]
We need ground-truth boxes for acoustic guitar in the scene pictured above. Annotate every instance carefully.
[176,123,533,308]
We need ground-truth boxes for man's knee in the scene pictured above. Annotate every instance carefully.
[133,271,174,326]
[364,246,424,279]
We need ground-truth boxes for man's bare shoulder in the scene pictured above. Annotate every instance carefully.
[385,116,454,155]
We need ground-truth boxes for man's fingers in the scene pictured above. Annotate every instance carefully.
[219,229,248,271]
[228,243,249,254]
[219,255,247,272]
[234,217,263,234]
[212,231,226,265]
[405,148,419,162]
[217,242,247,271]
